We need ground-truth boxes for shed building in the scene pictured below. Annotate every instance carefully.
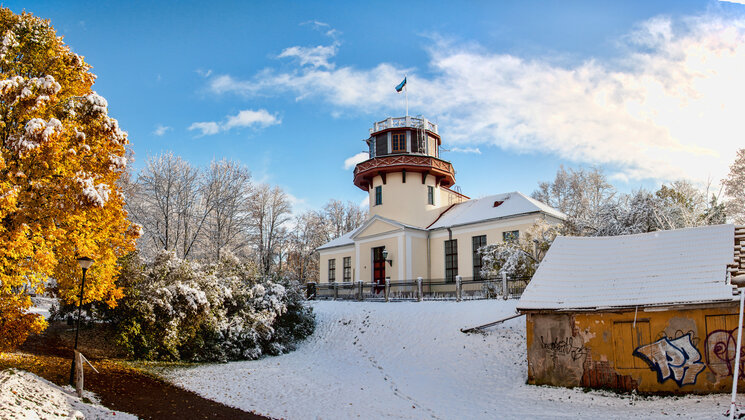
[517,224,745,393]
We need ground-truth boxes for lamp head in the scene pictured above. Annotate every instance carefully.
[382,249,388,260]
[77,256,95,270]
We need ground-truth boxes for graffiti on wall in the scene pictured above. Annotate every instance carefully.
[656,329,700,347]
[704,329,745,379]
[633,333,705,386]
[540,335,589,362]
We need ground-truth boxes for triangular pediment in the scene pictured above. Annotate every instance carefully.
[351,215,409,240]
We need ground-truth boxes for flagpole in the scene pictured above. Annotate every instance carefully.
[405,74,408,117]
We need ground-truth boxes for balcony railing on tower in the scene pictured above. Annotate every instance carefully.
[370,116,438,135]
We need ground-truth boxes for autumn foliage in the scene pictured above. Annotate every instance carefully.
[0,9,138,351]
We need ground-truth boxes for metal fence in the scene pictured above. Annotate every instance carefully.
[303,274,529,302]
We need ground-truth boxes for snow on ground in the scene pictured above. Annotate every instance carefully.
[168,300,733,419]
[0,369,136,420]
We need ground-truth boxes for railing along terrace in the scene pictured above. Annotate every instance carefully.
[304,275,530,302]
[370,116,438,135]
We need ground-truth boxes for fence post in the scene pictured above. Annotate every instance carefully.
[306,282,316,300]
[333,282,339,300]
[455,275,462,302]
[417,277,423,302]
[502,272,508,300]
[74,350,84,398]
[356,280,364,301]
[385,277,390,302]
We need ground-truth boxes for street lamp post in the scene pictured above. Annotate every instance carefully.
[69,256,94,386]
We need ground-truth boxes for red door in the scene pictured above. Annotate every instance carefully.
[372,247,386,293]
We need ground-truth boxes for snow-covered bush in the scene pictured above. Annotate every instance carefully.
[95,251,314,362]
[479,220,559,278]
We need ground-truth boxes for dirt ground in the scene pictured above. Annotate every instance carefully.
[1,322,269,420]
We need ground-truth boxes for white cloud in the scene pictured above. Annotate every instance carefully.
[449,147,481,154]
[189,109,280,136]
[153,125,171,136]
[301,20,340,39]
[205,13,745,186]
[188,121,220,136]
[343,152,369,170]
[225,109,281,129]
[360,195,369,208]
[278,44,338,69]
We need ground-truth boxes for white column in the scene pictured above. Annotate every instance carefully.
[398,234,405,281]
[406,235,413,280]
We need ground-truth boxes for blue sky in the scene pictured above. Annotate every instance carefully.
[9,1,745,212]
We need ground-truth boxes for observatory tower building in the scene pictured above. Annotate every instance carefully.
[316,116,566,289]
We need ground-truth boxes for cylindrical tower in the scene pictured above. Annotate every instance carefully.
[353,116,463,228]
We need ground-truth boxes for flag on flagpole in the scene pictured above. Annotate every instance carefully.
[395,77,407,92]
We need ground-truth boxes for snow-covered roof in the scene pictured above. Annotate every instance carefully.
[517,224,737,311]
[428,191,566,230]
[317,194,564,250]
[316,227,359,251]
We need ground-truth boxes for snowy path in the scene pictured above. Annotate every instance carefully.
[168,300,731,419]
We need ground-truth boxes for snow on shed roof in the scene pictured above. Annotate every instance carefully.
[428,191,566,230]
[517,224,737,311]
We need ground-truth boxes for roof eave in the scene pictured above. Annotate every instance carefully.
[517,298,739,313]
[429,210,548,231]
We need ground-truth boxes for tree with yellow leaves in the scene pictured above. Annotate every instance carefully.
[0,9,139,351]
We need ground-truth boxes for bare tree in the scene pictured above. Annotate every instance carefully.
[285,211,327,282]
[128,152,211,259]
[724,149,745,224]
[532,166,616,235]
[284,200,367,282]
[202,159,252,259]
[248,184,292,275]
[322,199,367,240]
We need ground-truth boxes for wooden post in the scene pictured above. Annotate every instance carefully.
[455,276,462,302]
[502,272,508,300]
[385,277,390,302]
[74,350,84,398]
[416,277,423,302]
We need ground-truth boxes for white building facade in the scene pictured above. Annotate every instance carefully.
[317,116,566,286]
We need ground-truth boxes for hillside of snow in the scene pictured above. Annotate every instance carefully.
[0,369,135,420]
[168,300,734,419]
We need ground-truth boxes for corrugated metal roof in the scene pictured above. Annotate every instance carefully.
[517,224,737,311]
